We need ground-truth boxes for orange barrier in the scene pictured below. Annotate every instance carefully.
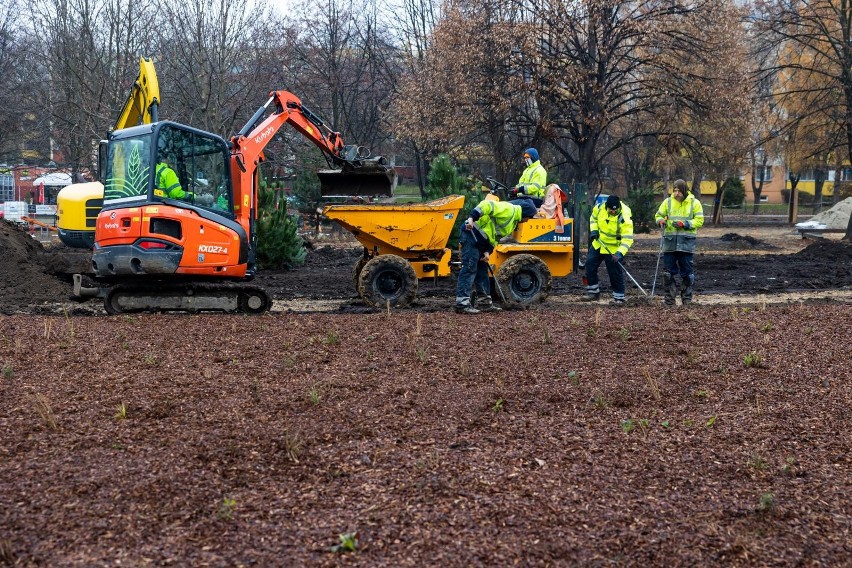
[21,216,58,232]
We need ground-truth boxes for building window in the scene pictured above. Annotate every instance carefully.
[0,173,13,201]
[754,166,772,182]
[759,195,769,202]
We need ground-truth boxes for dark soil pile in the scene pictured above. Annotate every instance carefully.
[794,238,852,261]
[719,233,764,248]
[0,221,72,309]
[0,306,849,565]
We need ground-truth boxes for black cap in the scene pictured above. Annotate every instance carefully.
[605,195,621,210]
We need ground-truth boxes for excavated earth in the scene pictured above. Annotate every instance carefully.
[0,219,850,565]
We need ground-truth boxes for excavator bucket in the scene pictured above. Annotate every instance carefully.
[318,167,397,197]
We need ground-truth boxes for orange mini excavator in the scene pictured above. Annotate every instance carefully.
[85,90,395,314]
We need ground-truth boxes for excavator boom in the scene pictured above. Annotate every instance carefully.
[230,91,396,200]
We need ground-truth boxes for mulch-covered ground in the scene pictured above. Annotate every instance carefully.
[1,305,850,566]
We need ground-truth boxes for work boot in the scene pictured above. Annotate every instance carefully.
[663,273,678,306]
[477,297,503,312]
[580,293,601,302]
[681,275,694,305]
[609,298,625,307]
[454,304,480,314]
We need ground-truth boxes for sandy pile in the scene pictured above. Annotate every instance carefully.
[798,197,852,229]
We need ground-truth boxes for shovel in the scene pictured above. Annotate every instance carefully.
[487,262,508,304]
[651,224,665,297]
[618,260,649,296]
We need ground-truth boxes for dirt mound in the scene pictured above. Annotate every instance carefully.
[719,233,764,248]
[0,220,71,309]
[795,238,852,261]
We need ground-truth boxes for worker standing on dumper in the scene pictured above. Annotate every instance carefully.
[510,148,547,206]
[454,198,523,314]
[582,195,634,306]
[655,179,704,306]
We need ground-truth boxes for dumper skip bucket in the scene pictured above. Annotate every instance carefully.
[323,195,465,256]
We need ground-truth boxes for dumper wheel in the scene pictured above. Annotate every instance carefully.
[352,257,369,292]
[496,254,552,305]
[358,254,418,308]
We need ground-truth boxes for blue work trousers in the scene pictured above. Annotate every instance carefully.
[455,229,491,307]
[509,198,539,219]
[663,251,694,279]
[585,245,625,299]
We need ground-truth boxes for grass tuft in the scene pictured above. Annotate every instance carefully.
[114,402,127,421]
[282,429,304,463]
[217,497,237,521]
[331,532,358,553]
[32,393,59,431]
[743,351,762,368]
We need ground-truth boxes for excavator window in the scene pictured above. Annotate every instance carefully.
[156,124,233,215]
[103,123,233,216]
[103,137,152,203]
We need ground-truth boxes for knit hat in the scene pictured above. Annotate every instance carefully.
[523,148,539,162]
[673,179,689,193]
[605,195,621,210]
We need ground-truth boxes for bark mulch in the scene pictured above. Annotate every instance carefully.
[1,304,849,566]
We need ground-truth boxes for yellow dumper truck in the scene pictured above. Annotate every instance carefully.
[324,192,575,308]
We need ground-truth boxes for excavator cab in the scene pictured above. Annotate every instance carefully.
[93,121,250,284]
[102,122,233,215]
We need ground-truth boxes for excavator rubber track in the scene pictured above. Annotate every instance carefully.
[103,282,271,315]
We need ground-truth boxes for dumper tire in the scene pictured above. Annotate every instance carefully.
[352,257,369,293]
[496,253,552,305]
[358,254,418,308]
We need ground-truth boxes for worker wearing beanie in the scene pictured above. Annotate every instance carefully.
[453,198,522,314]
[654,179,704,306]
[512,148,547,202]
[582,194,634,305]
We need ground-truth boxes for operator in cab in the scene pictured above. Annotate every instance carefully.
[511,147,547,206]
[155,160,193,201]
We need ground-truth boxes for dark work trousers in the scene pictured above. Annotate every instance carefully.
[509,198,539,218]
[663,251,694,279]
[455,228,491,307]
[584,245,625,300]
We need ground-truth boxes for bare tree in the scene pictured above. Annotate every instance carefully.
[0,3,26,163]
[152,0,281,137]
[284,0,396,151]
[26,0,158,176]
[756,0,852,236]
[393,0,529,183]
[394,0,753,196]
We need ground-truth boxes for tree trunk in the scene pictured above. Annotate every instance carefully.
[751,154,767,215]
[712,180,725,225]
[787,176,800,224]
[414,147,426,199]
[813,169,824,214]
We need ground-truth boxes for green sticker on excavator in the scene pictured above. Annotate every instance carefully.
[105,139,150,201]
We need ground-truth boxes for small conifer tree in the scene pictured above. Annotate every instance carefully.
[256,183,306,269]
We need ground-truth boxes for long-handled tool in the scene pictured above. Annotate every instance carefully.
[618,261,648,296]
[487,262,508,304]
[651,224,665,297]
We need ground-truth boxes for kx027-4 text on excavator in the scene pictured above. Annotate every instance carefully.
[79,90,395,314]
